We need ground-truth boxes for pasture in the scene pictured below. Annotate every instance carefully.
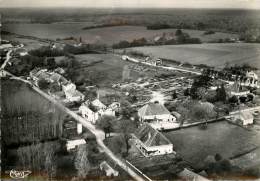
[3,23,237,45]
[127,43,260,69]
[163,121,260,169]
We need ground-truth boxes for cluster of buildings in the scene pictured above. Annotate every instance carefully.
[30,68,85,102]
[79,99,120,124]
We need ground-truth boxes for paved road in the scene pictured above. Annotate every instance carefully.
[3,70,145,181]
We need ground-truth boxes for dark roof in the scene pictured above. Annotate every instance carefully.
[138,103,170,117]
[134,124,172,147]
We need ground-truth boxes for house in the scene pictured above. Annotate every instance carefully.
[30,68,51,85]
[79,102,100,124]
[178,168,210,181]
[103,102,121,117]
[62,82,84,102]
[66,139,86,151]
[138,102,176,123]
[133,124,175,157]
[99,161,119,177]
[230,111,254,126]
[65,89,85,103]
[92,99,107,111]
[242,71,258,88]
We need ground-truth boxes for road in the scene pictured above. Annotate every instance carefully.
[1,50,12,69]
[3,70,146,181]
[122,55,202,75]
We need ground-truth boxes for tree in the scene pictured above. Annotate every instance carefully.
[74,144,91,178]
[120,100,137,119]
[175,29,183,36]
[191,102,215,124]
[113,119,137,156]
[172,90,178,99]
[229,96,238,104]
[247,94,254,102]
[96,115,115,139]
[190,74,213,100]
[216,84,227,102]
[38,79,49,89]
[239,96,247,103]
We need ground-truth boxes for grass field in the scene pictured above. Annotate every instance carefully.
[163,121,260,169]
[127,43,260,69]
[3,23,237,45]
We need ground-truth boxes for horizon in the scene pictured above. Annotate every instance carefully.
[1,0,260,9]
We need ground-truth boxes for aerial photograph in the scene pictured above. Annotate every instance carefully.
[1,0,260,180]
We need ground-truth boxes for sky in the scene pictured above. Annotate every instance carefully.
[1,0,260,9]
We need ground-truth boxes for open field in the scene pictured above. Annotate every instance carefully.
[163,121,260,169]
[56,53,160,86]
[127,43,260,69]
[3,24,237,45]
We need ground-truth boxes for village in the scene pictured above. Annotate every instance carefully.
[2,32,260,180]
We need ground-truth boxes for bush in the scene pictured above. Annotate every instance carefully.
[204,30,215,35]
[147,23,171,30]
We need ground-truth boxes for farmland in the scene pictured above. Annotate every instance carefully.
[126,43,260,69]
[56,53,164,86]
[163,121,260,169]
[3,24,237,45]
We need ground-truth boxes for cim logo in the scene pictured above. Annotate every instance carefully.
[9,169,31,179]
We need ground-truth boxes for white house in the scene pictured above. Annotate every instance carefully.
[133,124,175,157]
[62,82,84,102]
[103,102,121,117]
[138,102,176,123]
[241,71,258,88]
[230,111,254,126]
[66,139,86,151]
[79,102,100,124]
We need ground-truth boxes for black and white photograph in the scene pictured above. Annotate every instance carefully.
[1,0,260,180]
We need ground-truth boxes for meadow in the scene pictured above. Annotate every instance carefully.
[3,23,237,45]
[127,43,260,69]
[164,121,260,169]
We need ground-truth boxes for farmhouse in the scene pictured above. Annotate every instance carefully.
[62,82,84,102]
[138,102,176,123]
[79,101,100,124]
[133,124,175,157]
[30,68,68,86]
[241,71,258,88]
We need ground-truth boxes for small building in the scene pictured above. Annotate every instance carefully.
[231,111,254,126]
[66,139,86,151]
[138,102,176,123]
[133,124,175,157]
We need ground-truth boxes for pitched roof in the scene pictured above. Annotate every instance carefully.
[134,124,172,147]
[92,99,106,109]
[138,103,170,117]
